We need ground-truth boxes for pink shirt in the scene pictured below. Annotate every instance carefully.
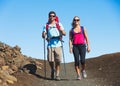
[72,28,85,44]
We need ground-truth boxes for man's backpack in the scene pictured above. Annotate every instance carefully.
[45,16,63,41]
[46,16,60,31]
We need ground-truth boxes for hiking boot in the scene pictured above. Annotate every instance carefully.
[77,75,81,80]
[82,70,87,78]
[51,70,55,80]
[56,76,61,81]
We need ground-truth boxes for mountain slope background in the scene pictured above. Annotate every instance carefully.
[13,53,120,86]
[0,42,120,86]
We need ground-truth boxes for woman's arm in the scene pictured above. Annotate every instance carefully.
[84,27,91,53]
[69,30,73,53]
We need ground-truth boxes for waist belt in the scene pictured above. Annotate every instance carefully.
[46,36,63,42]
[51,36,60,39]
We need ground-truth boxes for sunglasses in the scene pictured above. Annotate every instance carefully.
[49,15,56,18]
[74,19,80,21]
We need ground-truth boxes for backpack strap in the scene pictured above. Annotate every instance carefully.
[55,16,59,22]
[81,26,85,37]
[45,22,62,41]
[56,22,60,30]
[55,16,60,30]
[46,22,60,31]
[71,26,85,38]
[46,16,60,31]
[70,28,74,40]
[45,16,62,41]
[46,23,49,31]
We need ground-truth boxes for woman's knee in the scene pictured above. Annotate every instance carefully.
[75,61,79,66]
[81,60,85,65]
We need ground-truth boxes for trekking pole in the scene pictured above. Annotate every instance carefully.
[61,40,66,75]
[44,38,46,78]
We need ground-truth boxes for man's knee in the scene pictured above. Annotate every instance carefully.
[56,61,60,66]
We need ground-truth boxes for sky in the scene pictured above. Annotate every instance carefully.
[0,0,120,63]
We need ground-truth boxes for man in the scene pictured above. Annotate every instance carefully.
[42,11,66,80]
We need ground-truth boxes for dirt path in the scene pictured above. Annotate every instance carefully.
[10,53,120,86]
[35,63,118,86]
[41,64,98,86]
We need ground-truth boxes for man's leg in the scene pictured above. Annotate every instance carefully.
[49,62,55,79]
[48,47,55,79]
[54,47,62,80]
[55,62,61,80]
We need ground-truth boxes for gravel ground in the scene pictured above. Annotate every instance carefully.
[10,52,120,86]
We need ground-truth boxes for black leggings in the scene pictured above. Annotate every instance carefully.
[73,44,86,67]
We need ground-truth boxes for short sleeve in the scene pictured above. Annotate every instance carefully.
[43,25,46,32]
[59,22,64,30]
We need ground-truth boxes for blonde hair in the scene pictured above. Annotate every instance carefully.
[71,16,80,28]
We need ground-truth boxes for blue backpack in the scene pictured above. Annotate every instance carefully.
[72,26,85,38]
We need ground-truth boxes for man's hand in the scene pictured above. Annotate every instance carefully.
[59,28,66,36]
[42,32,46,38]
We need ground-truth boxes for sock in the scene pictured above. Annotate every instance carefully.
[82,70,85,72]
[56,71,59,76]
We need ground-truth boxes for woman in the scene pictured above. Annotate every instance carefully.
[69,16,90,80]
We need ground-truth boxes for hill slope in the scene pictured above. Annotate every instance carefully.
[0,41,120,86]
[10,52,120,86]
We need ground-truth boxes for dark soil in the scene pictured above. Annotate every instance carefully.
[10,52,120,86]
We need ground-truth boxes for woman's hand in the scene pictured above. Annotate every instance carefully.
[69,48,73,53]
[87,46,90,53]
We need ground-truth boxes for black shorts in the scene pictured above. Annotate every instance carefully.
[73,44,86,66]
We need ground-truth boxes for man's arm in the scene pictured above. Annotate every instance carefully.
[42,31,46,38]
[42,26,47,38]
[59,23,66,36]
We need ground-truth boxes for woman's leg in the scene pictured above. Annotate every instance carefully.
[73,45,81,77]
[79,44,87,78]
